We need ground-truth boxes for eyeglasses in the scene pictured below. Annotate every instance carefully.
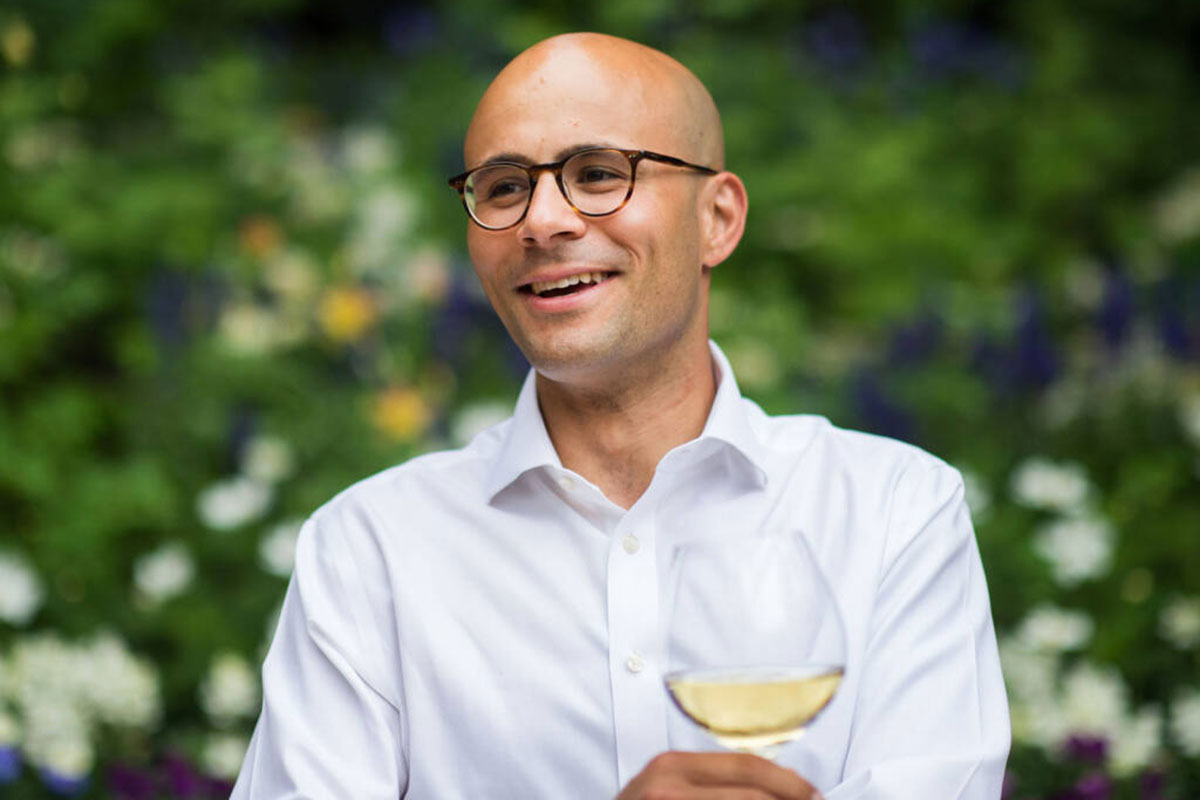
[447,147,719,231]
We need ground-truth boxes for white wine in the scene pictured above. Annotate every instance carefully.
[666,665,843,752]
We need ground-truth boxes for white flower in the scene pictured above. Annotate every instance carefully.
[197,477,273,531]
[450,401,512,447]
[959,468,992,521]
[218,302,285,356]
[1009,457,1090,513]
[998,637,1058,702]
[0,552,44,625]
[242,435,295,485]
[202,732,249,780]
[199,653,260,725]
[1180,393,1200,448]
[1016,606,1094,652]
[342,126,396,175]
[1159,595,1200,649]
[347,185,415,274]
[258,519,302,577]
[1171,687,1200,756]
[1061,661,1128,739]
[0,708,18,745]
[133,542,194,605]
[1034,514,1115,587]
[1111,706,1162,777]
[21,699,92,777]
[1154,168,1200,243]
[77,633,160,730]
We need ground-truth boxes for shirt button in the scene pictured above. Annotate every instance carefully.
[621,534,640,554]
[625,653,646,674]
[557,475,575,491]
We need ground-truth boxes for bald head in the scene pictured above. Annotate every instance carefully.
[464,33,725,170]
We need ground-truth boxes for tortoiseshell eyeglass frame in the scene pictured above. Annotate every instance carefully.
[447,147,719,231]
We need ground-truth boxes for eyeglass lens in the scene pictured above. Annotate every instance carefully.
[465,149,633,229]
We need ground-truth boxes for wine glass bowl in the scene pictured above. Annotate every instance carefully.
[664,528,847,759]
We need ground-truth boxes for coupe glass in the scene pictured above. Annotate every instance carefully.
[664,528,847,759]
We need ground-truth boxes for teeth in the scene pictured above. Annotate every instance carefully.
[530,271,610,296]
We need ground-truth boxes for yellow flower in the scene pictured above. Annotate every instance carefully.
[1,19,35,68]
[318,286,377,344]
[370,387,432,442]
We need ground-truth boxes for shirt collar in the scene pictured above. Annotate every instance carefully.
[484,340,768,500]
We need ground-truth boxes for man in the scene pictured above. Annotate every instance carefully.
[233,33,1010,799]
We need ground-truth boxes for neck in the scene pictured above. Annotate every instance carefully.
[535,337,717,509]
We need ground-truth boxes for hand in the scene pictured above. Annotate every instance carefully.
[617,751,822,800]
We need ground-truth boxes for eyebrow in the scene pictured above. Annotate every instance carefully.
[476,142,621,168]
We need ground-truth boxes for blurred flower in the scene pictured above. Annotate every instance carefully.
[1180,392,1200,447]
[262,248,319,306]
[371,386,433,442]
[77,634,160,730]
[1016,605,1093,652]
[407,247,452,305]
[450,400,511,447]
[1158,595,1200,649]
[1061,662,1128,741]
[218,302,287,356]
[1154,168,1200,243]
[725,340,782,392]
[1110,706,1162,777]
[133,542,194,605]
[342,126,396,175]
[959,468,992,522]
[1009,457,1090,513]
[198,653,259,726]
[0,709,17,745]
[1062,734,1107,764]
[241,435,295,485]
[1070,772,1111,800]
[196,477,273,531]
[238,215,283,260]
[258,519,302,577]
[201,733,248,780]
[286,137,349,223]
[351,186,415,270]
[0,551,44,625]
[804,8,867,73]
[40,764,89,796]
[1034,514,1115,587]
[0,743,18,783]
[1171,687,1200,756]
[318,286,377,344]
[1,18,34,68]
[1,228,67,280]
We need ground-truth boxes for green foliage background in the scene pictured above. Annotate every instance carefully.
[1,1,1198,797]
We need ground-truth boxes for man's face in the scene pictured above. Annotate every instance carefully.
[463,46,713,383]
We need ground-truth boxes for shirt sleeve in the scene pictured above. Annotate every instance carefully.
[231,511,408,798]
[827,460,1011,799]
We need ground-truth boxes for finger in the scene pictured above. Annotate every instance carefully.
[650,752,818,799]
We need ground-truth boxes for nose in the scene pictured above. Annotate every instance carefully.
[518,170,586,247]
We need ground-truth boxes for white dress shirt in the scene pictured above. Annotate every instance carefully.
[233,342,1010,799]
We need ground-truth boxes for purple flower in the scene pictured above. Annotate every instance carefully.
[0,746,20,783]
[1073,772,1113,800]
[39,767,89,796]
[1063,733,1108,764]
[164,752,208,798]
[108,763,159,800]
[1139,768,1165,800]
[1097,267,1134,350]
[806,9,868,73]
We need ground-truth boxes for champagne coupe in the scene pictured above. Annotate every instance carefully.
[664,528,847,759]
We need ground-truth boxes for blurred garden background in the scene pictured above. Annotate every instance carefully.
[1,0,1199,797]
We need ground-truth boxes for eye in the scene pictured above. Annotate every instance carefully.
[576,166,623,184]
[486,178,528,199]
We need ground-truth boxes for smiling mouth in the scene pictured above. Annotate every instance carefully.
[521,271,616,298]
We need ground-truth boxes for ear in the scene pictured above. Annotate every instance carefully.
[698,171,748,270]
